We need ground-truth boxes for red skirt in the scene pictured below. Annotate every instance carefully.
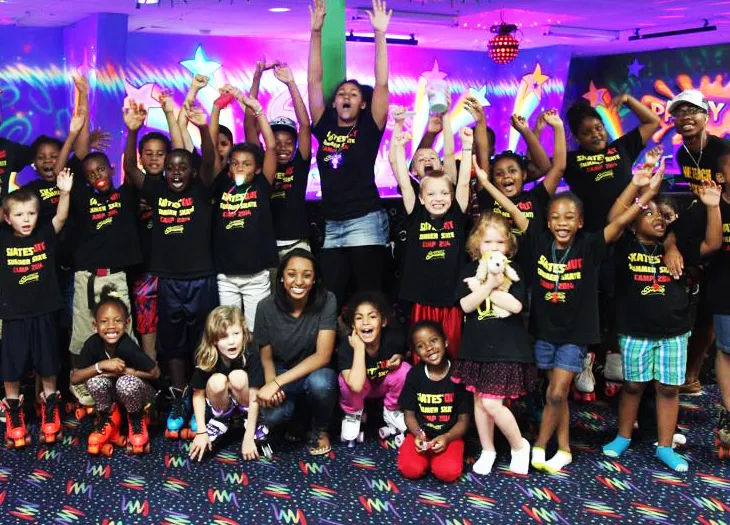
[452,360,538,399]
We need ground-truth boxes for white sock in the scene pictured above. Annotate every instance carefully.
[472,449,497,475]
[531,446,546,470]
[509,438,530,475]
[544,450,572,474]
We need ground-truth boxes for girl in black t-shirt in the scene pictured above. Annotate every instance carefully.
[188,306,266,462]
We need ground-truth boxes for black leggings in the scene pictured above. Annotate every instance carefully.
[319,246,387,310]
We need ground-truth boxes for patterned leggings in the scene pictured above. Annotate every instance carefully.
[86,375,155,413]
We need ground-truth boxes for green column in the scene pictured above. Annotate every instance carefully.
[321,0,346,100]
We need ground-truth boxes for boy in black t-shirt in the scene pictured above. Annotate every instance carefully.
[0,169,72,447]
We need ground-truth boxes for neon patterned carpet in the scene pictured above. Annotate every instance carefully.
[1,388,729,525]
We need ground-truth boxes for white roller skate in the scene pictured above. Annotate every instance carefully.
[341,409,364,447]
[380,408,406,448]
[573,353,596,402]
[604,352,623,397]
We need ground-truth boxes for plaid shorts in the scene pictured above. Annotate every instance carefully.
[618,332,690,386]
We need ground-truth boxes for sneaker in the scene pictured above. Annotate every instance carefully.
[69,381,95,406]
[383,407,407,433]
[604,353,623,382]
[718,406,730,445]
[574,353,596,393]
[341,409,363,442]
[679,380,702,396]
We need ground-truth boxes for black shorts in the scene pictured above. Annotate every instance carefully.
[1,312,60,382]
[157,276,218,360]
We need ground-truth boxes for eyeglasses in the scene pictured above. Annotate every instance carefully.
[670,106,705,118]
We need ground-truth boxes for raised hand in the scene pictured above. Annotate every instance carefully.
[69,114,86,134]
[632,167,653,188]
[542,109,563,127]
[644,144,664,167]
[191,74,209,91]
[184,103,208,127]
[56,167,73,193]
[698,179,722,207]
[608,93,629,113]
[510,114,530,134]
[256,57,281,75]
[464,96,485,125]
[123,100,147,131]
[367,0,392,33]
[459,126,474,147]
[391,106,408,124]
[534,111,547,134]
[73,74,89,94]
[90,128,111,151]
[239,92,263,115]
[392,131,411,147]
[427,114,444,134]
[309,0,326,31]
[158,90,175,114]
[648,158,665,193]
[272,64,294,85]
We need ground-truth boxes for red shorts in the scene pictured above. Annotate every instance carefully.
[410,303,462,361]
[133,273,158,334]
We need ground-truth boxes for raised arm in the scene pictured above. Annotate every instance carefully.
[53,114,85,176]
[473,155,528,232]
[455,128,473,212]
[611,94,661,145]
[367,0,392,129]
[71,75,91,161]
[210,85,236,174]
[178,74,208,152]
[274,64,312,159]
[389,106,406,169]
[392,131,416,214]
[238,91,277,185]
[697,181,723,256]
[51,168,73,233]
[540,110,567,195]
[441,92,457,184]
[464,96,490,172]
[340,334,368,393]
[512,113,552,181]
[244,61,269,145]
[159,90,184,150]
[605,163,663,243]
[185,104,216,186]
[122,100,148,189]
[307,0,327,126]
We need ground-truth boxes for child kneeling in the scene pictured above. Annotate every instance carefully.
[188,306,266,462]
[397,321,471,483]
[71,286,160,454]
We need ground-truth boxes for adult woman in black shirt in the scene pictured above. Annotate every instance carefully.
[307,0,392,308]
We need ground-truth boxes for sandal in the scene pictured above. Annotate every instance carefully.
[308,430,332,456]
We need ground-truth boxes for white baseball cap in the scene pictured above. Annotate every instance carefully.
[668,90,708,114]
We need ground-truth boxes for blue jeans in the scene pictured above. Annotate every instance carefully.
[263,367,337,432]
[323,209,389,248]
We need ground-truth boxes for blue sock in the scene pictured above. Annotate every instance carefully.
[602,435,631,457]
[656,446,688,472]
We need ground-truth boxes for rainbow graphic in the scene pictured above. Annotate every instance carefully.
[508,63,551,151]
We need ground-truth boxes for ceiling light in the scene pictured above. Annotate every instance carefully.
[135,0,159,7]
[346,31,418,45]
[269,7,290,13]
[488,22,519,65]
[629,20,717,40]
[352,9,457,28]
[544,25,620,41]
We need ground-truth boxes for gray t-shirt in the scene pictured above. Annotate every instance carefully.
[254,291,338,369]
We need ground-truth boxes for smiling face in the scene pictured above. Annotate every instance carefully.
[165,151,193,193]
[282,256,315,303]
[548,198,584,249]
[274,130,296,166]
[634,201,666,241]
[412,326,446,366]
[671,103,708,140]
[492,157,526,198]
[412,148,442,179]
[419,176,453,218]
[94,302,128,346]
[83,157,113,192]
[5,200,38,237]
[352,302,386,346]
[333,82,366,124]
[140,138,167,177]
[215,322,245,362]
[34,143,60,183]
[576,116,608,153]
[479,225,509,258]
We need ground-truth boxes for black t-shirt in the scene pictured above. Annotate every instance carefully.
[313,108,384,221]
[676,135,730,195]
[213,172,278,274]
[707,198,730,315]
[565,128,644,232]
[24,179,60,226]
[271,151,311,241]
[135,181,158,267]
[337,327,405,382]
[0,224,60,319]
[76,333,156,372]
[70,181,142,271]
[456,261,533,364]
[614,233,693,337]
[189,343,264,390]
[527,228,608,344]
[140,177,214,279]
[398,363,471,440]
[399,199,466,306]
[0,138,33,198]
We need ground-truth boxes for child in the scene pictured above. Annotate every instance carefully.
[123,99,217,435]
[603,171,722,472]
[212,88,278,333]
[338,292,411,442]
[391,127,473,357]
[454,209,535,475]
[0,169,72,447]
[188,306,266,462]
[71,286,160,455]
[398,321,471,483]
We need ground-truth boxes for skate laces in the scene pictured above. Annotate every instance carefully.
[6,402,21,428]
[130,413,144,434]
[43,394,58,421]
[170,397,185,419]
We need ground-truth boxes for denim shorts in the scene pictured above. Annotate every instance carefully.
[323,208,389,249]
[534,340,586,373]
[715,315,730,354]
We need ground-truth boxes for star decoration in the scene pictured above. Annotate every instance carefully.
[582,81,611,108]
[124,81,160,110]
[180,45,221,79]
[627,58,645,78]
[420,60,448,82]
[522,63,550,100]
[467,85,491,107]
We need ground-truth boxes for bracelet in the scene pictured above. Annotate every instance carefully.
[634,197,649,210]
[462,148,473,152]
[273,378,282,389]
[95,363,102,374]
[253,109,263,117]
[196,431,207,435]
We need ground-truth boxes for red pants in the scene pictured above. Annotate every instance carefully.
[397,433,464,483]
[410,303,462,360]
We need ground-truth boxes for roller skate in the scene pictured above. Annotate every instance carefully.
[165,387,189,440]
[715,406,730,459]
[380,407,406,448]
[68,379,95,420]
[39,391,63,444]
[180,413,198,441]
[2,397,29,449]
[603,352,623,398]
[341,409,365,448]
[88,403,126,456]
[239,405,273,458]
[572,353,596,402]
[127,406,151,455]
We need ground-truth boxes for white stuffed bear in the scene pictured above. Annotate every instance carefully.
[475,251,519,318]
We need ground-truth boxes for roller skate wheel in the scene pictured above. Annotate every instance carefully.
[75,408,86,420]
[357,431,365,443]
[673,434,687,447]
[88,445,99,455]
[65,402,75,413]
[347,440,355,448]
[181,428,194,440]
[394,434,405,448]
[165,429,179,440]
[263,447,273,460]
[144,443,150,454]
[719,447,728,460]
[101,444,114,456]
[115,436,127,447]
[39,433,46,444]
[572,390,581,401]
[16,437,26,448]
[378,427,391,439]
